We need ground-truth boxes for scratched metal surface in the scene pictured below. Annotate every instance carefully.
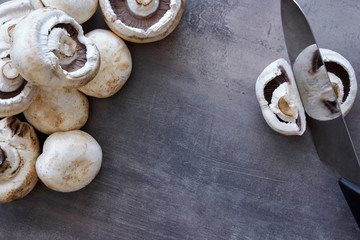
[1,0,360,239]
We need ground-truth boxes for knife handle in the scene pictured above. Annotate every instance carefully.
[339,178,360,228]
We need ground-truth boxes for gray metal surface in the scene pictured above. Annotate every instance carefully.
[1,0,360,239]
[281,0,360,186]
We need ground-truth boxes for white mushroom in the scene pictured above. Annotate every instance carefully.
[10,8,100,88]
[36,130,102,192]
[320,48,357,116]
[256,58,306,136]
[0,0,37,55]
[0,56,38,117]
[23,86,89,135]
[100,0,185,43]
[79,29,132,98]
[0,116,40,203]
[293,44,342,121]
[30,0,99,24]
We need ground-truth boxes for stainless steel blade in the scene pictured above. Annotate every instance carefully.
[281,0,360,185]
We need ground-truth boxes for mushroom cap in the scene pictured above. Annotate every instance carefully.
[32,0,99,24]
[10,8,100,88]
[256,58,306,136]
[36,130,102,192]
[0,0,37,53]
[99,0,185,43]
[79,29,132,98]
[320,48,357,116]
[0,57,38,117]
[0,116,40,203]
[23,86,89,135]
[293,44,342,121]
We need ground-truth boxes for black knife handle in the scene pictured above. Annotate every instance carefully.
[339,178,360,228]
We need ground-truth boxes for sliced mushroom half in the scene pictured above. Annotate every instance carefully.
[293,44,342,121]
[320,48,357,116]
[100,0,185,43]
[23,86,89,135]
[0,117,40,203]
[30,0,99,24]
[10,8,100,88]
[0,56,38,117]
[256,58,306,136]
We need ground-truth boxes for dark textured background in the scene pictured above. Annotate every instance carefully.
[1,0,360,239]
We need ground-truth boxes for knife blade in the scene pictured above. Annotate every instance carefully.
[281,0,360,228]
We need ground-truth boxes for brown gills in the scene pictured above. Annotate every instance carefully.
[51,24,87,72]
[0,148,4,168]
[264,66,290,104]
[325,61,350,103]
[311,49,323,74]
[0,81,26,99]
[110,0,171,31]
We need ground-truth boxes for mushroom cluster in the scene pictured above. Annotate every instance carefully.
[256,48,357,136]
[0,0,185,202]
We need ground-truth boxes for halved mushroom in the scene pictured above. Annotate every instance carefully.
[30,0,99,24]
[0,56,38,117]
[293,45,342,121]
[36,130,102,192]
[23,86,89,135]
[256,58,306,136]
[0,116,40,203]
[99,0,185,43]
[320,48,357,116]
[10,8,100,88]
[79,29,132,98]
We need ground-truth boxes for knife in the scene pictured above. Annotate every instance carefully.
[281,0,360,228]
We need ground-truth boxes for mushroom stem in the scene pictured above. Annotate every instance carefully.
[2,61,19,80]
[127,0,159,17]
[48,28,77,65]
[332,82,340,99]
[0,147,5,168]
[279,96,294,117]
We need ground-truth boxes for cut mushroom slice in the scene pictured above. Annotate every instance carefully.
[0,117,40,203]
[30,0,99,24]
[36,130,102,192]
[79,29,132,98]
[100,0,185,43]
[320,48,357,116]
[10,8,100,88]
[0,57,38,117]
[256,58,306,136]
[293,44,342,121]
[23,86,89,135]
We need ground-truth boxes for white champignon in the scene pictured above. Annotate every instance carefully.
[9,8,100,88]
[23,86,89,135]
[0,57,38,118]
[293,44,342,121]
[79,29,132,98]
[99,0,185,43]
[0,0,37,55]
[256,58,306,136]
[320,48,357,116]
[36,130,102,192]
[30,0,99,24]
[0,117,40,203]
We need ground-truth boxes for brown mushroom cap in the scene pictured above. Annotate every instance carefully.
[23,87,89,135]
[100,0,185,43]
[0,117,40,203]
